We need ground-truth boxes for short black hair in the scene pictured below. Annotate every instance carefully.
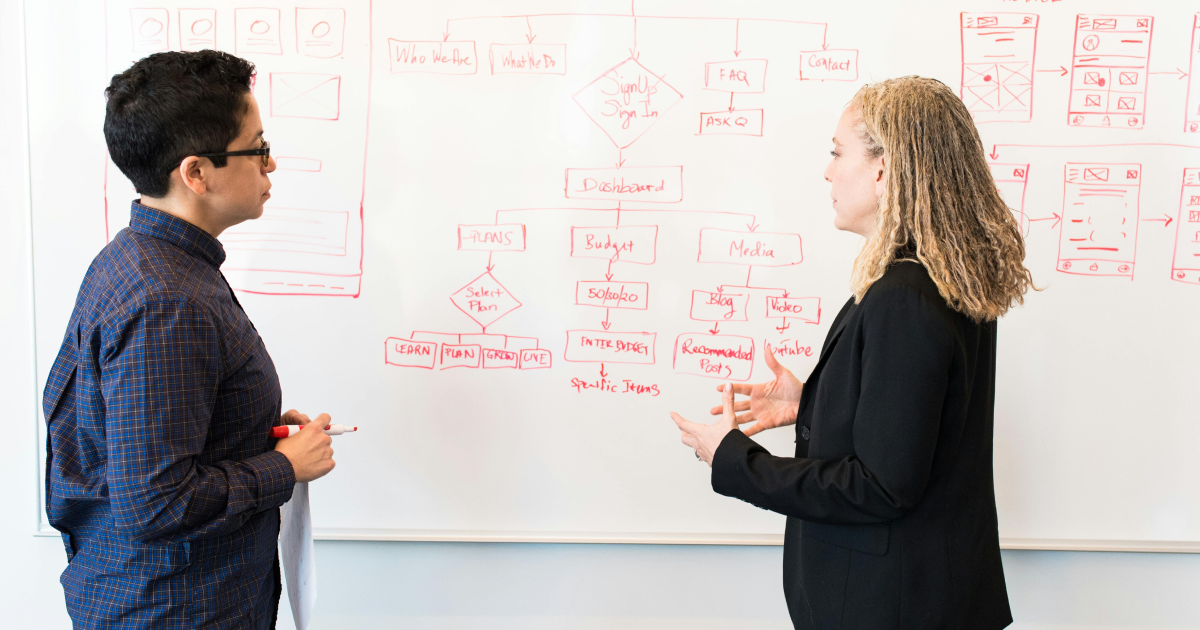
[104,50,256,197]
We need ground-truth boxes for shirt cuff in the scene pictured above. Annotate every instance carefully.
[247,450,296,511]
[711,429,756,498]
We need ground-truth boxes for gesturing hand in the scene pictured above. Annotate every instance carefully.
[274,412,336,483]
[710,346,804,437]
[670,383,737,467]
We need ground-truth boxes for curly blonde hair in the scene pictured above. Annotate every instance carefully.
[848,76,1035,322]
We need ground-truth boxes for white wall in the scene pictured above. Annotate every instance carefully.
[2,1,1197,628]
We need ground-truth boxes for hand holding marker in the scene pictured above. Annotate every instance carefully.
[270,424,358,438]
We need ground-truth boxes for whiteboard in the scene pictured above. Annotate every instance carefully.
[23,0,1200,550]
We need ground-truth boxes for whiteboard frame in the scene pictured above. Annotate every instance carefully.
[19,0,1199,555]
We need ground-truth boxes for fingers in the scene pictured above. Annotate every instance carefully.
[716,383,755,397]
[764,345,785,377]
[680,433,699,450]
[669,412,700,435]
[710,400,751,415]
[314,413,332,426]
[722,383,735,422]
[742,423,764,437]
[734,412,758,425]
[281,409,311,425]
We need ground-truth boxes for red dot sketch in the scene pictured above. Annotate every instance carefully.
[960,13,1038,124]
[704,59,767,93]
[1186,15,1200,133]
[296,8,346,59]
[564,330,656,364]
[689,290,748,322]
[130,8,170,52]
[178,8,216,52]
[697,229,803,267]
[564,166,682,203]
[489,43,567,75]
[989,162,1032,236]
[221,207,348,256]
[672,333,755,381]
[235,7,282,56]
[698,109,763,137]
[270,73,341,120]
[1057,163,1141,278]
[572,57,684,149]
[1067,15,1153,129]
[388,39,478,74]
[449,270,522,330]
[797,49,858,82]
[1171,168,1200,284]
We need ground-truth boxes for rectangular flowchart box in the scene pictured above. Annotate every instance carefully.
[385,337,438,369]
[799,49,858,81]
[698,109,763,136]
[704,59,768,92]
[673,333,756,381]
[765,296,821,324]
[565,166,683,203]
[388,39,478,74]
[571,226,658,264]
[697,229,803,266]
[576,281,650,309]
[458,224,526,251]
[564,330,656,364]
[489,43,567,74]
[690,290,749,321]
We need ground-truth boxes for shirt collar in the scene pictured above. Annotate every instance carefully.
[128,200,226,268]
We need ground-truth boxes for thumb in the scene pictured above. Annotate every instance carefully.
[764,345,784,377]
[304,413,331,433]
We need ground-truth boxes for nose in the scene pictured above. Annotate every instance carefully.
[823,159,833,183]
[266,155,277,174]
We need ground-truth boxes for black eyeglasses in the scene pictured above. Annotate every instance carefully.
[194,140,271,168]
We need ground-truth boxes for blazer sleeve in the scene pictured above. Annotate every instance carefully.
[711,283,955,524]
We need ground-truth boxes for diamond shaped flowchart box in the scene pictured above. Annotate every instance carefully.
[573,57,683,149]
[449,271,521,329]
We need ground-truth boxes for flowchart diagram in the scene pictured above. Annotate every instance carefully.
[379,5,857,384]
[102,3,1200,395]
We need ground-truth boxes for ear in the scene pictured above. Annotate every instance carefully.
[873,155,887,198]
[177,156,208,196]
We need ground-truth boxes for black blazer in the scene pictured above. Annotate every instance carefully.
[712,262,1012,630]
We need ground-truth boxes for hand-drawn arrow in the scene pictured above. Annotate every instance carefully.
[709,322,720,335]
[605,259,614,281]
[728,92,735,112]
[486,252,494,272]
[746,219,759,232]
[776,318,790,333]
[525,16,537,43]
[600,363,608,378]
[1150,68,1188,80]
[821,24,829,50]
[733,19,741,57]
[1035,65,1069,76]
[1141,213,1174,227]
[1029,213,1062,229]
[601,308,612,331]
[628,17,639,60]
[616,148,626,168]
[442,21,451,42]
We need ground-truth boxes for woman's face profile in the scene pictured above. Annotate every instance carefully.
[824,107,885,239]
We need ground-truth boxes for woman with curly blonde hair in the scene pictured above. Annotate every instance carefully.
[672,76,1032,629]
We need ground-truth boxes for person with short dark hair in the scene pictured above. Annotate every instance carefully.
[43,50,337,629]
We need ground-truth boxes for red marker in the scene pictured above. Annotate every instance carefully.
[270,424,358,438]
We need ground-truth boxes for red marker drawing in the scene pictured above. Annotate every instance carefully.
[270,424,358,438]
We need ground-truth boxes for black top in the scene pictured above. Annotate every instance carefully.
[712,261,1012,630]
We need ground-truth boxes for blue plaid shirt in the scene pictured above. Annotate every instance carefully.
[43,201,296,629]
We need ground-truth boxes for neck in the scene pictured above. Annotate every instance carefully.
[138,195,226,237]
